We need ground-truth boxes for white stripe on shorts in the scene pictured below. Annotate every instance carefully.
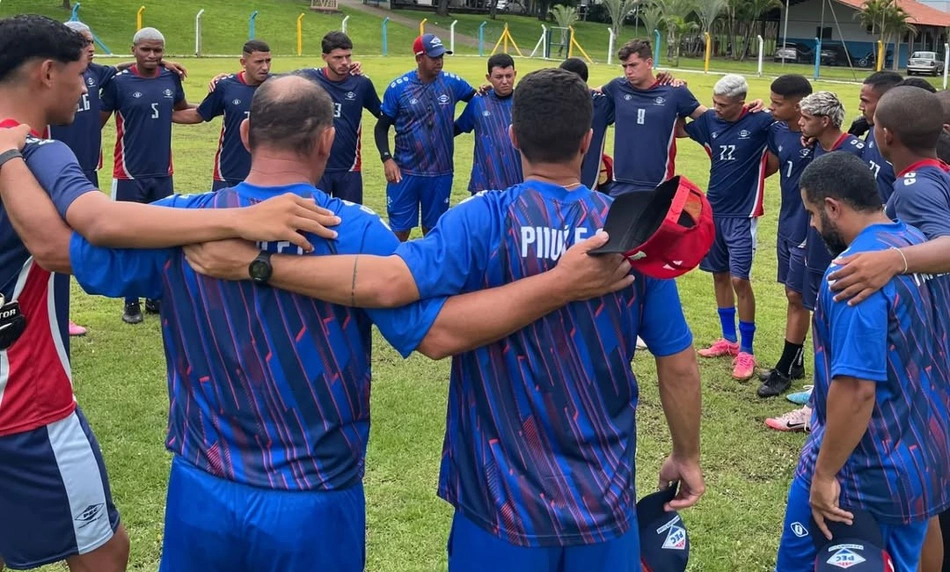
[47,411,115,554]
[750,217,759,252]
[110,178,118,201]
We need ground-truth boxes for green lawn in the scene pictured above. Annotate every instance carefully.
[12,52,869,571]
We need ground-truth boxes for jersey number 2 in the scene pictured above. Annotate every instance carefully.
[150,103,160,119]
[719,145,736,161]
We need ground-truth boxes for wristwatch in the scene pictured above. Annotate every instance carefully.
[0,149,23,171]
[380,151,392,162]
[248,251,274,284]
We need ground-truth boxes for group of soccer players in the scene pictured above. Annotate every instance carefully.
[0,11,949,572]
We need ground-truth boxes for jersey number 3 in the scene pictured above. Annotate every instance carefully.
[334,103,342,118]
[151,103,160,119]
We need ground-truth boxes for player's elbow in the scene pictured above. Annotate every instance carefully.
[415,328,457,360]
[373,275,419,308]
[32,244,72,275]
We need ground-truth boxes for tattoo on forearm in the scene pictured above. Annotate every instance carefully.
[350,255,359,306]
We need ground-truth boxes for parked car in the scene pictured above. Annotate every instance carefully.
[908,51,944,76]
[774,42,807,63]
[820,43,855,66]
[496,0,525,13]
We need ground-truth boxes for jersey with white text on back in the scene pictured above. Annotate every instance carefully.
[455,90,522,193]
[196,72,258,183]
[395,182,694,547]
[0,120,96,436]
[767,122,812,244]
[797,221,950,524]
[48,63,117,175]
[582,91,615,190]
[864,128,896,203]
[601,79,700,191]
[69,183,446,491]
[101,66,185,179]
[299,68,382,173]
[685,109,773,218]
[381,70,475,176]
[804,134,867,270]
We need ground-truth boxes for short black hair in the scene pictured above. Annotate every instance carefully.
[800,152,882,213]
[937,131,950,163]
[618,39,651,62]
[770,74,812,99]
[0,15,89,84]
[243,40,271,55]
[512,68,591,164]
[322,31,353,54]
[875,86,943,154]
[863,71,903,95]
[900,76,937,93]
[936,90,950,125]
[559,58,588,83]
[487,53,514,74]
[248,74,335,158]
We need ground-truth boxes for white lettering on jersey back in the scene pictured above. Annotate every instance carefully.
[520,227,590,261]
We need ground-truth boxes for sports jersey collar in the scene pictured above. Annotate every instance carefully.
[823,133,850,152]
[852,220,904,245]
[232,181,321,201]
[0,119,41,137]
[897,158,949,178]
[237,71,248,85]
[522,179,590,202]
[130,65,163,78]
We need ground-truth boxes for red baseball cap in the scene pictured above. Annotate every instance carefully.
[590,175,714,279]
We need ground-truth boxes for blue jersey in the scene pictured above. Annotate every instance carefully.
[805,134,867,270]
[0,121,95,435]
[581,91,615,190]
[299,68,381,173]
[796,221,950,524]
[381,70,475,176]
[864,128,896,203]
[600,79,700,191]
[196,72,258,183]
[685,109,774,218]
[68,183,446,492]
[395,182,693,547]
[101,66,185,179]
[455,90,522,193]
[767,122,812,243]
[47,63,117,175]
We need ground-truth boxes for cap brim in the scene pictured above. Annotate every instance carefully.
[589,179,678,256]
[425,47,449,57]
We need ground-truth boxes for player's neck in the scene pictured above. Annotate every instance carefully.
[850,212,896,242]
[628,75,655,90]
[786,117,802,132]
[323,67,347,82]
[133,64,161,78]
[0,90,48,132]
[417,69,438,83]
[523,163,583,190]
[245,155,319,187]
[816,128,844,152]
[890,148,938,176]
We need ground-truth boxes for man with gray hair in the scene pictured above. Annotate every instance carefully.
[679,73,775,381]
[100,26,195,324]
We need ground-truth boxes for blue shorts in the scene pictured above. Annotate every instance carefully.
[111,176,174,204]
[608,181,654,197]
[0,407,120,569]
[776,477,928,572]
[386,174,453,233]
[777,237,797,285]
[211,178,243,192]
[447,511,640,572]
[160,455,366,572]
[319,170,364,204]
[700,216,758,280]
[83,169,99,189]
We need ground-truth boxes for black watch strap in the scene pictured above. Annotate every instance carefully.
[249,250,274,284]
[0,149,24,170]
[380,151,392,162]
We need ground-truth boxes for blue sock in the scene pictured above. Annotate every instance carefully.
[718,307,737,343]
[739,320,756,355]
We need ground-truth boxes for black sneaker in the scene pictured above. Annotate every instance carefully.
[123,301,143,324]
[757,370,792,398]
[758,363,805,382]
[145,299,161,314]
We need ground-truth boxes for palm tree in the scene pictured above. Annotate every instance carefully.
[604,0,641,42]
[550,5,579,57]
[739,0,781,60]
[857,0,916,70]
[657,0,696,64]
[638,0,664,45]
[696,0,727,35]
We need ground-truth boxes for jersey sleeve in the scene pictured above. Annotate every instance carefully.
[766,124,779,156]
[100,76,118,112]
[452,75,476,102]
[173,73,186,105]
[823,276,889,383]
[676,86,702,118]
[98,65,118,87]
[684,114,708,146]
[23,139,97,217]
[637,277,693,357]
[455,99,477,134]
[892,177,950,239]
[69,233,168,300]
[362,78,382,117]
[381,81,400,120]
[196,83,225,122]
[394,193,497,298]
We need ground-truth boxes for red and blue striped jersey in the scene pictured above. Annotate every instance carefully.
[796,221,950,524]
[0,121,97,435]
[766,121,812,244]
[47,63,117,176]
[455,90,522,193]
[101,66,184,179]
[600,79,700,191]
[196,72,258,183]
[381,70,475,176]
[298,68,381,173]
[68,183,446,491]
[685,109,774,218]
[394,181,693,547]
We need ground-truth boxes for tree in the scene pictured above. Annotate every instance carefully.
[62,0,71,8]
[657,0,697,66]
[436,0,450,17]
[604,0,640,42]
[857,0,916,70]
[639,0,664,41]
[695,0,726,35]
[550,4,579,55]
[738,0,780,60]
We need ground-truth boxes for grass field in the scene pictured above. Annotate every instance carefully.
[10,53,870,572]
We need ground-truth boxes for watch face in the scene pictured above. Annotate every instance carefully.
[249,259,270,281]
